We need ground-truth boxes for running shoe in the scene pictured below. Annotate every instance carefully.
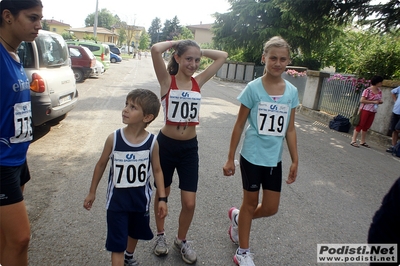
[174,237,197,264]
[228,207,239,244]
[233,250,255,266]
[153,234,169,256]
[124,256,139,266]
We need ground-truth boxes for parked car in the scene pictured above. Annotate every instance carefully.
[17,30,78,127]
[91,60,105,78]
[68,45,96,82]
[104,42,121,55]
[110,52,122,63]
[66,40,110,71]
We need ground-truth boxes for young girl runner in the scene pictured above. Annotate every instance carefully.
[151,39,227,264]
[223,36,299,266]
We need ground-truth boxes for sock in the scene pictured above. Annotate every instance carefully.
[238,248,250,255]
[124,251,133,260]
[176,237,186,243]
[157,231,165,236]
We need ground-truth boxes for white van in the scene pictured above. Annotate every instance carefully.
[17,30,78,126]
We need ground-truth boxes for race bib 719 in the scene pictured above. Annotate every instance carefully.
[257,102,289,136]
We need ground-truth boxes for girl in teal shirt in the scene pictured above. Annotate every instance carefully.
[223,36,299,266]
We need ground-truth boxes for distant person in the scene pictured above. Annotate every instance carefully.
[222,36,299,266]
[0,0,42,265]
[350,75,384,148]
[151,39,227,264]
[386,85,400,153]
[83,89,168,266]
[368,177,400,265]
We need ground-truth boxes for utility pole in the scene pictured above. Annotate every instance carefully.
[93,0,99,38]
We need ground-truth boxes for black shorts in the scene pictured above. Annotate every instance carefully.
[0,160,31,206]
[155,131,199,192]
[389,112,400,132]
[239,155,282,192]
[105,210,153,252]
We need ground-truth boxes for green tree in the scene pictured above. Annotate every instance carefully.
[139,31,150,50]
[148,17,162,45]
[162,16,182,41]
[42,20,50,31]
[357,0,400,32]
[176,26,194,40]
[212,0,367,68]
[118,27,127,47]
[323,29,400,79]
[61,32,75,40]
[85,8,116,29]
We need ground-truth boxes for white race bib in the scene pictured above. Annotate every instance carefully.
[257,102,289,136]
[113,150,150,188]
[10,101,33,143]
[167,90,201,123]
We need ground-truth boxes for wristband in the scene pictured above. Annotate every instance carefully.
[158,197,168,203]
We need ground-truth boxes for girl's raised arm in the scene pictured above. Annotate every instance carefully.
[151,41,176,94]
[196,49,228,88]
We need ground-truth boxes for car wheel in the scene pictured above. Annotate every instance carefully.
[111,58,116,63]
[73,69,84,82]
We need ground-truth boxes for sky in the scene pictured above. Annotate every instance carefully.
[40,0,231,30]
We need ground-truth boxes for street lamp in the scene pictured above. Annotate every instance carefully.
[93,0,99,38]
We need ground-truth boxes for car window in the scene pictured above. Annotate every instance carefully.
[81,46,95,59]
[103,45,110,55]
[17,42,35,68]
[69,47,81,57]
[80,44,100,53]
[36,34,69,67]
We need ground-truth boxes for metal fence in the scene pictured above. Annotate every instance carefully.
[318,75,361,118]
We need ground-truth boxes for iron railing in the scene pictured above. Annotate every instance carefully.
[318,75,361,118]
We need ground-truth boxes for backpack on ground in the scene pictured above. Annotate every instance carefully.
[329,114,351,133]
[392,142,400,157]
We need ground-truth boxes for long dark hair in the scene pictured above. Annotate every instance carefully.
[0,0,43,25]
[167,40,200,75]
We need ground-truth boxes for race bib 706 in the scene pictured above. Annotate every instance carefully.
[113,150,150,188]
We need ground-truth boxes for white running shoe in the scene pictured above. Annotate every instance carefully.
[174,237,197,264]
[228,207,239,244]
[233,250,255,266]
[153,234,169,256]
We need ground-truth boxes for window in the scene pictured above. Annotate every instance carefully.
[69,47,82,58]
[36,34,69,67]
[17,42,35,68]
[80,44,100,52]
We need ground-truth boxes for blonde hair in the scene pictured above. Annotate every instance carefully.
[263,36,291,56]
[262,36,291,74]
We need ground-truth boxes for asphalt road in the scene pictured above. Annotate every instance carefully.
[25,57,400,266]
